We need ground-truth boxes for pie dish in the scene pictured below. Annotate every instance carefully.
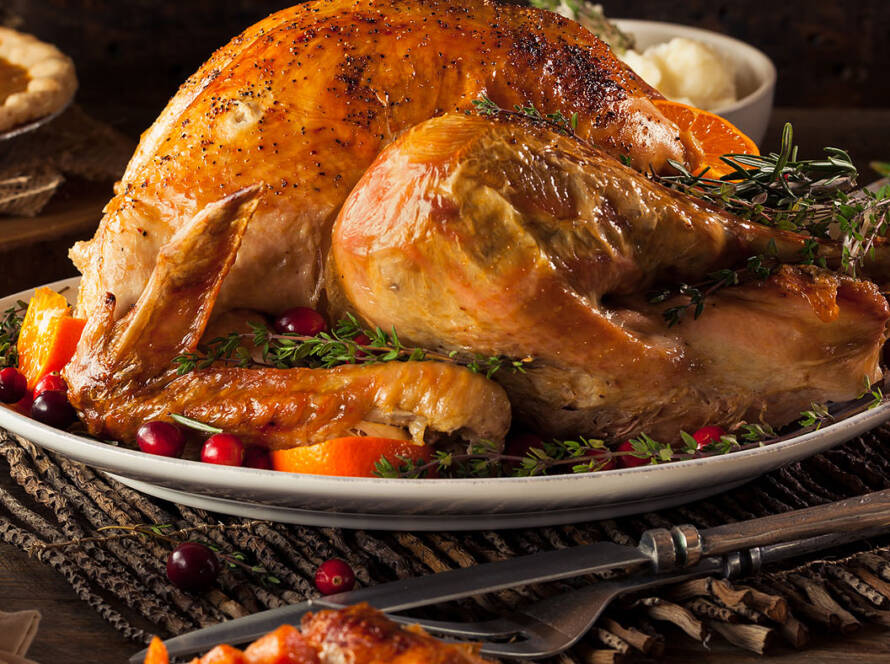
[0,27,77,133]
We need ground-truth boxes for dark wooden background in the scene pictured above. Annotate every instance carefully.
[3,0,889,138]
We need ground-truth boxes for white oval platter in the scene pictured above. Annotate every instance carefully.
[1,278,888,530]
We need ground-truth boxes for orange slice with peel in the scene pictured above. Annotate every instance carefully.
[271,436,432,477]
[17,287,86,390]
[653,99,759,178]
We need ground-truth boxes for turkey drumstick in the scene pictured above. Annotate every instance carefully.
[331,114,889,440]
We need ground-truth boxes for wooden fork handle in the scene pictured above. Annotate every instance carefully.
[638,489,890,572]
[698,488,890,558]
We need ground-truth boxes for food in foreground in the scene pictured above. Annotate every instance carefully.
[70,0,706,322]
[0,27,77,132]
[63,187,512,449]
[331,113,888,440]
[144,604,491,664]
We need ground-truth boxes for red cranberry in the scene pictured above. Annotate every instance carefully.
[33,373,67,398]
[201,433,245,466]
[0,367,27,404]
[30,390,76,429]
[315,558,355,595]
[243,446,272,470]
[166,542,220,592]
[504,432,543,457]
[692,426,727,449]
[617,440,648,468]
[273,307,327,336]
[502,432,543,473]
[137,421,186,458]
[586,448,616,471]
[353,333,371,358]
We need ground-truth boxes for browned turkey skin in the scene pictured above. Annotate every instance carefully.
[70,0,702,323]
[331,114,889,440]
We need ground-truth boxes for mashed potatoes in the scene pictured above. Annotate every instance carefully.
[619,38,737,111]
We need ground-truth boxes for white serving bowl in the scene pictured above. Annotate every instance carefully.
[614,19,777,146]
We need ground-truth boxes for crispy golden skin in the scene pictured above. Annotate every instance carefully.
[299,604,490,664]
[71,0,701,321]
[64,187,510,449]
[331,114,889,439]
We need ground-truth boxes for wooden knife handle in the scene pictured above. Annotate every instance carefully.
[699,489,890,557]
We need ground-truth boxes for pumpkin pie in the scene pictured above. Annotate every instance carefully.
[0,27,77,133]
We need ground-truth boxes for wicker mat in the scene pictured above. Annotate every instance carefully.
[2,428,890,662]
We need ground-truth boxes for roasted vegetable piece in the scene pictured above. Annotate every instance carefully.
[190,644,247,664]
[144,637,168,664]
[243,625,320,664]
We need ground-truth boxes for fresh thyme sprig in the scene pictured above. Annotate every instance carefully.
[0,300,27,369]
[648,254,775,326]
[174,313,531,379]
[375,383,887,480]
[472,95,579,136]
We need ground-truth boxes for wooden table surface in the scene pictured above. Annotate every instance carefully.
[1,108,889,663]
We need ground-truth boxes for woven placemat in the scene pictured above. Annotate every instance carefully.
[2,428,890,662]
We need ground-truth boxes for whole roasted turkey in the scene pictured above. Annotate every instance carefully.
[65,0,889,448]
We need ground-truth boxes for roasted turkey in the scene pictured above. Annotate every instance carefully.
[64,0,889,448]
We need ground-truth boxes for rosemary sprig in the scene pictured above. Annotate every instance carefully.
[653,123,890,278]
[472,95,578,136]
[0,300,27,368]
[174,313,531,379]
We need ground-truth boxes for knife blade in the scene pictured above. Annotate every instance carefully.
[130,540,650,662]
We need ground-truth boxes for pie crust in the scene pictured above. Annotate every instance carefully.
[0,27,77,133]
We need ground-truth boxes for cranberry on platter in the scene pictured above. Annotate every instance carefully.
[586,447,616,472]
[30,390,76,429]
[33,373,67,398]
[137,421,186,458]
[692,426,727,449]
[201,433,245,466]
[315,558,356,595]
[0,367,27,404]
[616,440,648,468]
[243,445,272,470]
[166,542,220,592]
[273,307,327,336]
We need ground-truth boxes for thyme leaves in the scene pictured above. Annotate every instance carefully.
[0,300,27,369]
[471,95,578,136]
[174,313,531,379]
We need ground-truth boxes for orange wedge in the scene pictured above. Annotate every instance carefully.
[271,436,432,477]
[17,287,86,390]
[653,99,759,178]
